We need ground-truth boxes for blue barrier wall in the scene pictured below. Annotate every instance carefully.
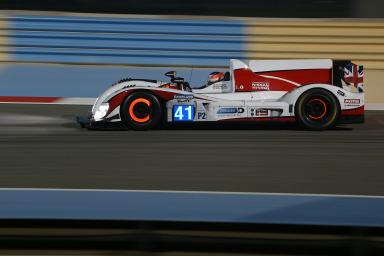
[0,65,225,97]
[8,15,246,67]
[1,189,384,227]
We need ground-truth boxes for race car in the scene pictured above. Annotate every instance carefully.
[78,59,364,130]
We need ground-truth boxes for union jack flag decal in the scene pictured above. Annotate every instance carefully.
[343,63,364,92]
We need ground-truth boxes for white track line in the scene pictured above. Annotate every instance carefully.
[0,188,383,199]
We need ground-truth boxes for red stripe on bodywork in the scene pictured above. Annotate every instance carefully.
[257,69,332,86]
[107,91,131,115]
[234,68,297,92]
[341,106,364,116]
[233,68,332,93]
[107,89,178,115]
[0,96,61,103]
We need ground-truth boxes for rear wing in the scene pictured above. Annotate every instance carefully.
[333,60,364,93]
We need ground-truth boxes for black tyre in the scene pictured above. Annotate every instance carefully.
[120,91,162,131]
[295,89,340,130]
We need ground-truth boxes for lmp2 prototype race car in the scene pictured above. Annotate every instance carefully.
[79,59,364,130]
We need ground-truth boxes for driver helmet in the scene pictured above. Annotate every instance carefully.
[208,72,224,85]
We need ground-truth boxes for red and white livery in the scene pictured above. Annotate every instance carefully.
[81,59,364,130]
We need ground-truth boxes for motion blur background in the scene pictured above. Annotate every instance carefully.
[1,1,384,255]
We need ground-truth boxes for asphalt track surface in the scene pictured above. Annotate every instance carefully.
[0,104,383,196]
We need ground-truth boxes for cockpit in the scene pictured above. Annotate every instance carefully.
[194,71,231,90]
[160,71,232,93]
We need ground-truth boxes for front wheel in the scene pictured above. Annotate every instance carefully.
[295,89,340,130]
[120,91,162,130]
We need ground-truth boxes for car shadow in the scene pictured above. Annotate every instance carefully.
[70,120,354,132]
[161,122,354,131]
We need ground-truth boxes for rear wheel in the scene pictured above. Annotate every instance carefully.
[120,91,162,130]
[295,89,340,130]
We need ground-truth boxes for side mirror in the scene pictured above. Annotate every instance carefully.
[165,71,176,78]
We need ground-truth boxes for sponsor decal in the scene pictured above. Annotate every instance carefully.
[249,108,269,117]
[213,84,228,90]
[174,94,193,102]
[252,82,270,90]
[344,99,360,105]
[256,109,269,117]
[217,107,245,114]
[174,94,193,100]
[337,90,345,96]
[197,112,207,120]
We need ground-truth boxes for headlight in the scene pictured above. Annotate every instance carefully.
[93,103,109,121]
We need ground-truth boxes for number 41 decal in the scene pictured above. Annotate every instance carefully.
[173,105,195,121]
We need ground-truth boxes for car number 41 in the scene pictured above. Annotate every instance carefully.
[173,105,195,121]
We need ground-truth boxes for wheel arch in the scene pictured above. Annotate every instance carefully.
[104,87,177,117]
[293,86,342,130]
[282,84,342,112]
